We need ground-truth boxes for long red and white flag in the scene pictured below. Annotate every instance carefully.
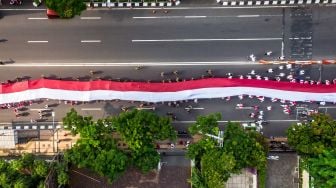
[0,78,335,104]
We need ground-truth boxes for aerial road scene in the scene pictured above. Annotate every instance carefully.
[0,0,336,187]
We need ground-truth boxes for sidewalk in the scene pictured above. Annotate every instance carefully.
[0,0,46,9]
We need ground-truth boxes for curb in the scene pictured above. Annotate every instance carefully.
[217,0,336,6]
[87,1,181,8]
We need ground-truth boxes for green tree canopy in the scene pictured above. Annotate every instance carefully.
[223,122,266,171]
[188,113,221,135]
[109,109,177,152]
[45,0,86,18]
[308,149,336,188]
[201,150,236,188]
[287,113,336,156]
[0,155,50,188]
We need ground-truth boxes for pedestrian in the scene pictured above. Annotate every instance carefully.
[267,68,273,73]
[207,69,212,75]
[249,54,256,62]
[173,70,178,75]
[160,72,165,77]
[250,70,256,75]
[267,106,272,111]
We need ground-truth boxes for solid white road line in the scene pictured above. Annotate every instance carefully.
[27,41,48,43]
[176,119,300,123]
[237,15,260,17]
[133,15,281,19]
[81,40,101,43]
[80,17,101,20]
[27,17,48,20]
[81,108,102,111]
[5,61,259,67]
[132,38,282,42]
[184,16,207,18]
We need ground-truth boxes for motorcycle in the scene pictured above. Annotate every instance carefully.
[10,0,22,5]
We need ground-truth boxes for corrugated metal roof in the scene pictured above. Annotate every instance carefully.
[0,129,18,149]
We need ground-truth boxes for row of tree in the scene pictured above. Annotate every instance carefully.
[187,113,268,188]
[62,108,176,183]
[287,114,336,188]
[0,153,49,188]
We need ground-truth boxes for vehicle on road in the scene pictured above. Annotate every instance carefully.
[47,9,59,19]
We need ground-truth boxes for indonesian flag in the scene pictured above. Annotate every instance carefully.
[0,78,335,104]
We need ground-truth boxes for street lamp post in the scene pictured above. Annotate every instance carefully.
[52,112,55,153]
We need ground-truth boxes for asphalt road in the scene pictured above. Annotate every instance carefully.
[0,6,336,63]
[1,64,336,137]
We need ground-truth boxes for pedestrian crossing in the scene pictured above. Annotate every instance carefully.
[219,0,336,6]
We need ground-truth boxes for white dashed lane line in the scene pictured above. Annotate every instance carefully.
[80,17,101,20]
[27,17,48,20]
[27,40,48,43]
[81,40,101,43]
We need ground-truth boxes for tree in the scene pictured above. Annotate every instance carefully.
[188,113,221,136]
[63,109,129,183]
[110,109,176,152]
[45,0,86,18]
[223,122,266,171]
[33,160,49,177]
[308,149,336,188]
[132,146,160,173]
[109,109,176,172]
[201,150,236,188]
[189,167,207,188]
[287,113,336,156]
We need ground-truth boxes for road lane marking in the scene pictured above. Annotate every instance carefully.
[81,108,102,111]
[132,38,282,42]
[237,15,260,17]
[27,17,48,20]
[27,40,48,43]
[81,40,101,43]
[185,107,205,110]
[175,119,299,123]
[133,14,280,19]
[137,107,155,110]
[80,17,101,20]
[184,16,207,18]
[5,61,260,67]
[289,37,312,40]
[30,108,51,111]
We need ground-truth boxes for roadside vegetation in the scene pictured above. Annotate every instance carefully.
[45,0,86,18]
[186,113,268,188]
[0,153,49,188]
[62,108,176,183]
[287,113,336,188]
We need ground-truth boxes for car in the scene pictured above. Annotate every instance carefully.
[46,9,59,19]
